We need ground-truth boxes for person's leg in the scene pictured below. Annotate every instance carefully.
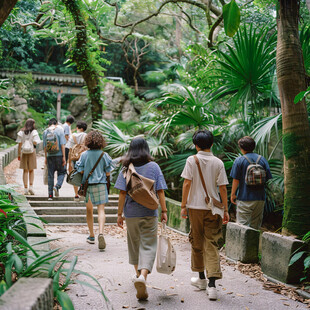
[126,217,140,268]
[23,169,29,193]
[204,211,222,301]
[188,209,208,289]
[203,211,222,281]
[236,200,253,226]
[86,198,94,237]
[28,170,35,195]
[47,157,55,197]
[97,204,106,234]
[137,217,158,280]
[55,156,66,189]
[250,201,265,229]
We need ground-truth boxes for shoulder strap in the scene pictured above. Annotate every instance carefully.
[72,134,78,144]
[194,155,210,204]
[85,152,104,182]
[256,155,262,164]
[243,155,254,164]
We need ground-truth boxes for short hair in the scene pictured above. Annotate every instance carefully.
[192,130,213,149]
[66,115,75,124]
[122,137,153,167]
[238,136,256,152]
[48,118,57,126]
[76,121,87,131]
[84,131,106,150]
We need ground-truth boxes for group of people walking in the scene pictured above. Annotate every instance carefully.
[16,117,272,302]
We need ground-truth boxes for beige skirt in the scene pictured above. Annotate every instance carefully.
[20,151,37,170]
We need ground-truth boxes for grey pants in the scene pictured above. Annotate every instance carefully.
[125,217,158,273]
[236,200,265,230]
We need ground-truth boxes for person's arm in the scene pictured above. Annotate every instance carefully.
[219,185,229,224]
[181,179,191,219]
[117,190,127,229]
[61,144,66,166]
[44,147,47,165]
[18,143,22,161]
[230,179,239,204]
[157,189,168,223]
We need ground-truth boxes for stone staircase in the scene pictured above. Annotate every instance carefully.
[27,195,119,225]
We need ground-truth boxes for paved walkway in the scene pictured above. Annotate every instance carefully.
[5,155,308,310]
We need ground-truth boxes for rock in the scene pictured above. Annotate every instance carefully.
[68,96,88,118]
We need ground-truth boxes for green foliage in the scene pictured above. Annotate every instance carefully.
[300,25,310,75]
[223,0,241,37]
[289,231,310,283]
[0,187,109,308]
[214,25,277,123]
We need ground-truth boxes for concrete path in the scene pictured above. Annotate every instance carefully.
[5,154,308,310]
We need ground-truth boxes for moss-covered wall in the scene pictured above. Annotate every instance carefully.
[164,198,190,234]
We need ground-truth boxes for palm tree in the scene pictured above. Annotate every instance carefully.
[277,0,310,236]
[214,25,277,124]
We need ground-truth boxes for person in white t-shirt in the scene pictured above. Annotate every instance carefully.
[63,115,75,165]
[67,120,87,200]
[16,119,41,195]
[180,130,229,301]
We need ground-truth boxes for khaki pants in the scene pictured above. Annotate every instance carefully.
[236,200,265,230]
[188,209,222,279]
[125,217,158,273]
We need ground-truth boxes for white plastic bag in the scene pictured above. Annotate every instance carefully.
[156,222,176,274]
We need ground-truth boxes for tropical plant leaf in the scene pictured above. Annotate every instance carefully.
[289,251,306,266]
[0,280,8,296]
[56,291,74,310]
[223,0,241,37]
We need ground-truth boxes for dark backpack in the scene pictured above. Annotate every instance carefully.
[244,155,266,187]
[46,126,59,154]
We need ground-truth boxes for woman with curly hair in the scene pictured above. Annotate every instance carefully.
[16,119,41,195]
[115,137,168,301]
[76,131,114,250]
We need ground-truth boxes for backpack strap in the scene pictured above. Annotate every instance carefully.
[243,155,254,164]
[256,155,262,164]
[85,152,104,182]
[193,155,210,204]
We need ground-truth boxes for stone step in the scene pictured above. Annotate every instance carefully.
[26,195,119,202]
[33,206,117,215]
[39,214,117,224]
[29,201,118,208]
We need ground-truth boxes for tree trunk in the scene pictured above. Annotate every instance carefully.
[133,71,139,96]
[277,0,310,236]
[0,0,17,28]
[62,0,102,121]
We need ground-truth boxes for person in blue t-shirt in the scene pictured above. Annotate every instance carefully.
[75,131,114,250]
[230,136,272,229]
[43,118,67,200]
[115,137,168,301]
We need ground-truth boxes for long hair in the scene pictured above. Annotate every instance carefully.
[22,119,35,135]
[122,137,153,167]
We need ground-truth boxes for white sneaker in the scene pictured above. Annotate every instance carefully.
[53,186,59,197]
[28,188,35,195]
[131,274,139,283]
[207,286,217,300]
[134,275,148,300]
[191,277,207,290]
[24,188,29,195]
[98,234,106,250]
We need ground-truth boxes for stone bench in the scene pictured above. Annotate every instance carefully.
[225,222,260,263]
